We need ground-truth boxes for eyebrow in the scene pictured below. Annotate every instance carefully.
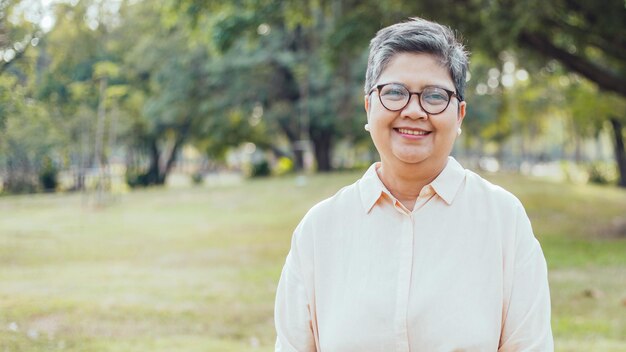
[379,82,455,92]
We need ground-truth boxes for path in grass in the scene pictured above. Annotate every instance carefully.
[1,172,625,351]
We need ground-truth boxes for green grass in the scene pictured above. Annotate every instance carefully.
[1,171,625,351]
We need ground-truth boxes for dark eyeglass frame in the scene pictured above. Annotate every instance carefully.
[368,83,463,115]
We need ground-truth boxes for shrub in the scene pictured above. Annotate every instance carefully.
[250,159,271,178]
[39,157,58,192]
[126,169,150,188]
[191,172,204,185]
[587,162,617,185]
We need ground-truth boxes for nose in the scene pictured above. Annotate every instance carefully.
[402,93,428,119]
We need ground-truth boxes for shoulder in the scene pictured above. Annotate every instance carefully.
[462,169,524,211]
[459,169,537,255]
[290,177,366,252]
[299,179,361,228]
[286,180,359,269]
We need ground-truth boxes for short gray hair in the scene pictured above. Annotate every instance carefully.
[364,17,469,100]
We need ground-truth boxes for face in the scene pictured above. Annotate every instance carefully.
[364,52,466,170]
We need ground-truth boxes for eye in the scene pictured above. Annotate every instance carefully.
[380,85,408,101]
[422,88,449,105]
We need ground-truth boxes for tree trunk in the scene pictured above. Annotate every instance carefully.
[94,78,107,169]
[75,114,91,191]
[276,116,304,171]
[94,78,109,204]
[310,125,332,172]
[574,132,582,164]
[159,137,183,185]
[609,117,626,187]
[290,142,305,170]
[145,139,160,185]
[268,61,302,171]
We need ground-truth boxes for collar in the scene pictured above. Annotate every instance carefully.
[357,162,389,213]
[358,157,466,213]
[429,157,466,205]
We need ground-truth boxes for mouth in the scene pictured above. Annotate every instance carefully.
[395,128,431,136]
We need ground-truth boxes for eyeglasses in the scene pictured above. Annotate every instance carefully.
[368,83,462,115]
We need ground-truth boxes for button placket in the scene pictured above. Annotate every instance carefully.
[394,212,414,352]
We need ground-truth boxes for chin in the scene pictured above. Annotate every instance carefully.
[391,148,432,165]
[395,154,430,165]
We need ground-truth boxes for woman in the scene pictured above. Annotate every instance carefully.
[275,17,553,352]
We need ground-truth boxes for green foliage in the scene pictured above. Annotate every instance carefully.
[250,159,271,178]
[125,168,150,188]
[38,156,58,191]
[0,73,62,194]
[168,0,400,171]
[587,162,617,185]
[1,0,625,190]
[211,12,257,52]
[191,171,204,185]
[93,61,120,80]
[566,78,614,138]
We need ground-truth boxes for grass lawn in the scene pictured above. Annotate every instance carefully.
[1,170,625,351]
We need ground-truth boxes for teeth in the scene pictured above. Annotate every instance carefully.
[397,128,429,136]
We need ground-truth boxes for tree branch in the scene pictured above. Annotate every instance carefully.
[519,31,626,97]
[544,17,626,61]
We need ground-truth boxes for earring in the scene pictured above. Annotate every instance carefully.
[457,127,462,136]
[364,124,370,132]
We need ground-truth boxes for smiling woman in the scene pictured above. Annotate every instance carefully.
[274,17,553,352]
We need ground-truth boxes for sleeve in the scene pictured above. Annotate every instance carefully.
[498,203,554,352]
[274,224,317,352]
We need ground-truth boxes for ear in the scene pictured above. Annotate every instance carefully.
[457,100,466,127]
[364,95,371,120]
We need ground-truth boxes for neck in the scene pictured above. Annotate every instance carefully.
[376,157,448,211]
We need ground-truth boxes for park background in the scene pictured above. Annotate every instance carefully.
[1,0,625,351]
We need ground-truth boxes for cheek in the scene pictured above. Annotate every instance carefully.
[370,121,388,141]
[370,105,395,125]
[433,115,459,133]
[369,114,394,147]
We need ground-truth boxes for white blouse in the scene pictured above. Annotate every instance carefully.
[275,157,553,351]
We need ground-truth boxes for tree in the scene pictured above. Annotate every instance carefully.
[35,1,110,190]
[116,1,270,185]
[169,0,389,171]
[0,73,62,193]
[0,0,60,193]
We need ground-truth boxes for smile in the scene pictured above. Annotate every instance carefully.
[396,128,431,136]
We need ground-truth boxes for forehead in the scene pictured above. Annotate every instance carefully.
[379,52,453,89]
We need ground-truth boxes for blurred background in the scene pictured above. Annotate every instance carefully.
[0,0,625,351]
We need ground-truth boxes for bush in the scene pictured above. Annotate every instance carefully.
[4,177,38,194]
[126,169,150,188]
[250,159,271,178]
[39,157,58,192]
[191,172,204,185]
[587,162,617,185]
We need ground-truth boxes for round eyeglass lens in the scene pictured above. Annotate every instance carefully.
[420,87,450,114]
[379,84,410,111]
